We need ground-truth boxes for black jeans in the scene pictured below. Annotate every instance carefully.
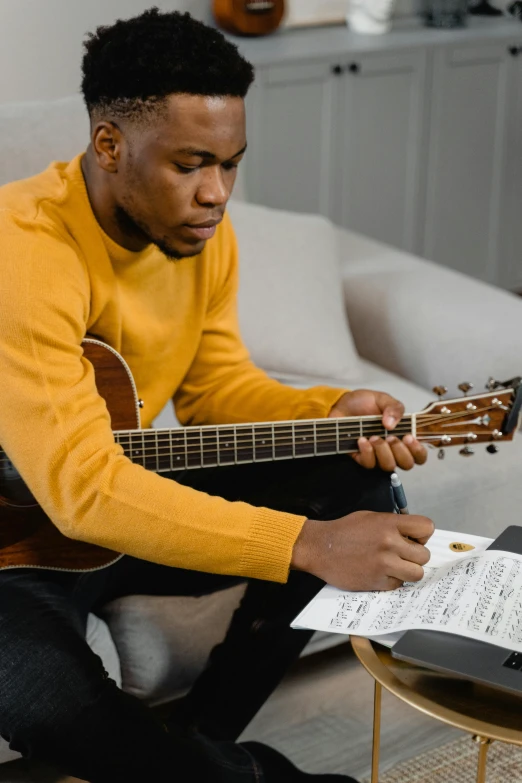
[0,456,393,782]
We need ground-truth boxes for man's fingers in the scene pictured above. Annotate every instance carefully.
[388,557,425,584]
[402,435,428,465]
[386,437,414,470]
[396,537,432,567]
[397,514,435,542]
[353,437,377,469]
[381,576,404,592]
[368,436,395,472]
[379,395,405,430]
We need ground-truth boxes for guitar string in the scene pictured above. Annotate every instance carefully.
[114,403,500,441]
[111,404,499,451]
[0,427,501,468]
[112,406,492,446]
[0,404,505,466]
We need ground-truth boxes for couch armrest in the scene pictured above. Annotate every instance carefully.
[338,228,522,396]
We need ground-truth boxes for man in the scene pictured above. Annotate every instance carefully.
[0,9,433,782]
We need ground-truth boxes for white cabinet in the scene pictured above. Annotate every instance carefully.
[245,60,339,218]
[241,23,522,288]
[335,50,427,253]
[499,48,522,290]
[245,49,427,253]
[423,42,513,283]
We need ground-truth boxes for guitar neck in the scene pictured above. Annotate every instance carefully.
[113,415,414,473]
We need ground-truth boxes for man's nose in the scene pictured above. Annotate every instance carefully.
[196,167,229,207]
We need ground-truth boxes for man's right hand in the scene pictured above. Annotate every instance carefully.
[291,510,434,592]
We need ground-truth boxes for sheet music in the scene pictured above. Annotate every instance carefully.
[292,536,522,653]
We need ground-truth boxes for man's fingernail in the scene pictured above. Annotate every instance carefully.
[358,437,368,445]
[403,435,414,445]
[370,436,380,443]
[387,416,397,426]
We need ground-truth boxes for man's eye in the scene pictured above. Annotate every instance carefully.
[176,164,198,173]
[222,162,238,172]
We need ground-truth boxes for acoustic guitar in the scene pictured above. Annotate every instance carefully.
[0,337,521,573]
[213,0,286,36]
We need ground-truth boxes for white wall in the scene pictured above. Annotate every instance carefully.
[0,0,211,104]
[0,0,417,105]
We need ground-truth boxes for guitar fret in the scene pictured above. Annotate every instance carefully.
[113,412,419,475]
[141,430,146,468]
[202,428,218,467]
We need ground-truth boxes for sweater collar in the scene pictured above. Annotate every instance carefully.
[65,153,156,265]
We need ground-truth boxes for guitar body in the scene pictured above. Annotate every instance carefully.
[213,0,286,36]
[0,339,137,572]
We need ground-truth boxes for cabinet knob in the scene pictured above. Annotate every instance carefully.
[348,62,361,74]
[508,45,520,56]
[331,64,344,75]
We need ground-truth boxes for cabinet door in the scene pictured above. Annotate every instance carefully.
[423,43,511,284]
[335,50,427,254]
[499,47,522,291]
[244,59,340,217]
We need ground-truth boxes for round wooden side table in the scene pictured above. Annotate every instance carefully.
[350,636,522,783]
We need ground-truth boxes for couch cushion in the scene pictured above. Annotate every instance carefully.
[0,95,89,187]
[99,584,246,707]
[228,200,361,383]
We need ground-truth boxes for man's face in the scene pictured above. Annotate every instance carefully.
[112,94,246,259]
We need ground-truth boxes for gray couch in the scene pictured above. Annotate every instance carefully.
[1,95,522,764]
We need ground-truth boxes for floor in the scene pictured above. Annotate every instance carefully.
[0,641,461,782]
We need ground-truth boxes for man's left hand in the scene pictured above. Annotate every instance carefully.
[328,389,427,472]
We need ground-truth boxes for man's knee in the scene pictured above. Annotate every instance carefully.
[0,644,110,757]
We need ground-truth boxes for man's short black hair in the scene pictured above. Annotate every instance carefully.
[81,7,255,121]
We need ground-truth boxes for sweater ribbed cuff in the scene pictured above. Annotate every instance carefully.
[239,507,307,583]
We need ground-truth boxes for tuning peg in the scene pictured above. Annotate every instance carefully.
[459,446,475,456]
[458,382,474,396]
[432,386,448,399]
[438,449,445,460]
[486,444,499,454]
[486,377,499,391]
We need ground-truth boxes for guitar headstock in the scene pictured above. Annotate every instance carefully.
[416,377,522,457]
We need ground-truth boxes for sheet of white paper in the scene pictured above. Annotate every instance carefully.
[368,529,493,647]
[292,535,522,653]
[426,529,493,567]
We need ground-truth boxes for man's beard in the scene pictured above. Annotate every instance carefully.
[114,205,199,261]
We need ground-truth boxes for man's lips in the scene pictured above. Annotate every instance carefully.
[182,219,222,241]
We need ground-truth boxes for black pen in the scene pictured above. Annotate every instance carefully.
[390,472,409,515]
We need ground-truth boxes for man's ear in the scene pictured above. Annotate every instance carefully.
[91,121,123,173]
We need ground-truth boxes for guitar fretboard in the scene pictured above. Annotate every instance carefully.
[113,416,414,473]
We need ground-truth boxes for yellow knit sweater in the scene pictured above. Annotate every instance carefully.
[0,154,346,582]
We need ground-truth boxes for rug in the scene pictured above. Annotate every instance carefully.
[363,735,522,783]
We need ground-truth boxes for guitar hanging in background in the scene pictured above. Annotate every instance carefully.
[213,0,286,36]
[0,337,521,573]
